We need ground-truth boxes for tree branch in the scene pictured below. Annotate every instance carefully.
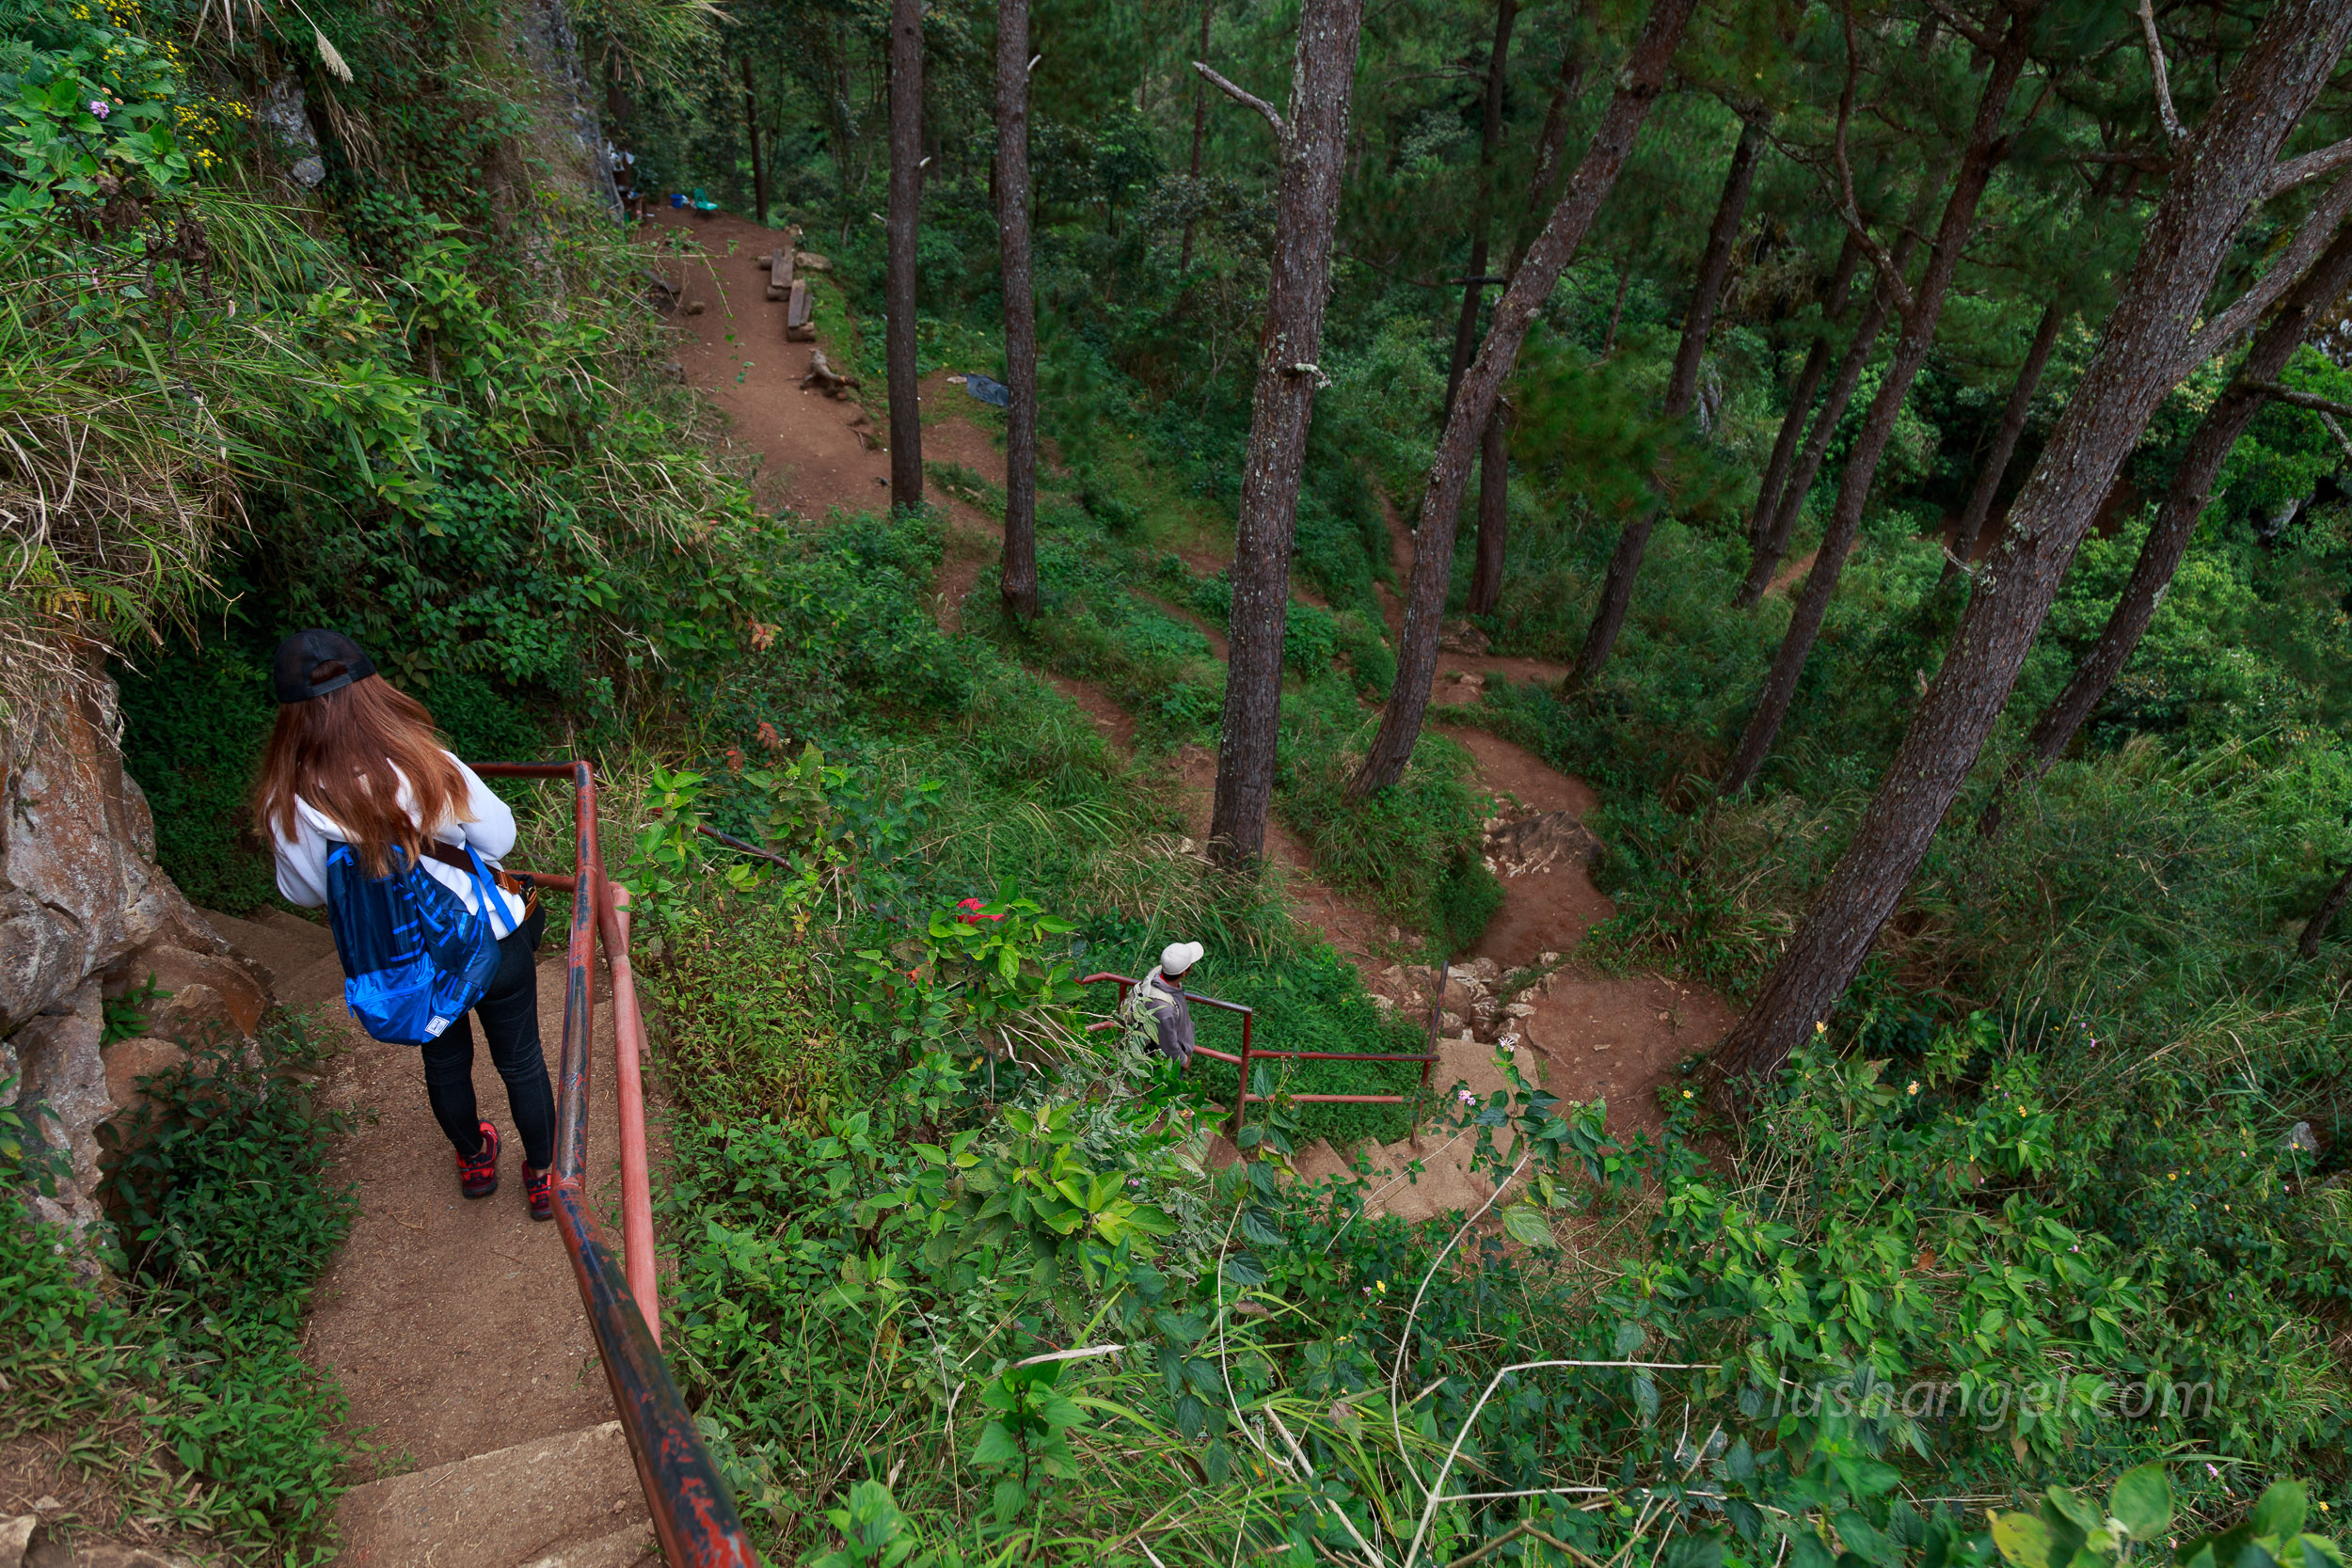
[1193,62,1284,138]
[2265,134,2352,198]
[2074,148,2175,172]
[2177,175,2352,375]
[2245,380,2352,420]
[2320,411,2352,465]
[2137,0,2186,149]
[1917,0,1992,52]
[1833,5,1915,319]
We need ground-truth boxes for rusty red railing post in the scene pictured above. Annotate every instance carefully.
[1231,1007,1253,1158]
[1412,958,1450,1146]
[600,879,659,1338]
[470,761,754,1566]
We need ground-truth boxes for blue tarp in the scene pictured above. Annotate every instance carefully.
[961,373,1010,408]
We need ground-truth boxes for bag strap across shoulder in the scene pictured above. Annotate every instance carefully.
[416,837,529,935]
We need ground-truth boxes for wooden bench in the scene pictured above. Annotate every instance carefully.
[786,277,816,341]
[763,246,794,302]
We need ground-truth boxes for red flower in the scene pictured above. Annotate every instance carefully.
[955,896,1006,925]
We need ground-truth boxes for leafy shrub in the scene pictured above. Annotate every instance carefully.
[0,1084,145,1438]
[0,1023,361,1559]
[1276,679,1495,953]
[98,1022,358,1550]
[103,1022,356,1330]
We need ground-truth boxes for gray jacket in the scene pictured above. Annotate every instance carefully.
[1138,974,1195,1066]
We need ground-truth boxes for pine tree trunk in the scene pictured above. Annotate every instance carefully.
[1719,15,2035,797]
[1450,0,1518,613]
[1664,119,1760,417]
[2302,863,2352,958]
[1747,236,1862,566]
[1943,299,2066,581]
[1735,151,1955,609]
[1508,41,1585,267]
[1706,0,2352,1097]
[1976,220,2352,836]
[1181,0,1212,271]
[1349,0,1698,800]
[1740,149,1957,610]
[1444,0,1518,418]
[1569,118,1762,688]
[996,0,1040,620]
[885,0,925,513]
[1733,285,1897,606]
[741,57,769,225]
[1206,0,1365,868]
[1469,406,1509,613]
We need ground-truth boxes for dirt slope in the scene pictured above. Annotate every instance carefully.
[644,211,1733,1215]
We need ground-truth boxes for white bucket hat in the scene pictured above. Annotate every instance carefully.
[1160,941,1204,978]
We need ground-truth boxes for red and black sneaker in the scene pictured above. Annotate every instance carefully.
[456,1120,500,1198]
[523,1164,554,1223]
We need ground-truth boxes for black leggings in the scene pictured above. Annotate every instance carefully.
[420,906,555,1171]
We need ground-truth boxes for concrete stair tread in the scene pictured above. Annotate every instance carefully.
[336,1420,653,1567]
[193,905,337,990]
[520,1524,662,1568]
[278,948,351,1013]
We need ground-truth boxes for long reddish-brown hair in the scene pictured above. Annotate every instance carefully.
[255,669,473,877]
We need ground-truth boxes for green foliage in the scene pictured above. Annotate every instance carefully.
[805,1480,930,1568]
[1276,678,1498,954]
[0,1021,358,1559]
[103,1022,357,1332]
[0,1082,140,1437]
[0,0,200,224]
[1987,1468,2346,1568]
[970,1357,1088,1522]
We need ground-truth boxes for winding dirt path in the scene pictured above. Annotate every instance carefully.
[646,211,1734,1216]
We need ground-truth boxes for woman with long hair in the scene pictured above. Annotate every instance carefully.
[255,629,556,1220]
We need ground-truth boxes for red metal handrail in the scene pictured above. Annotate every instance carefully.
[472,762,754,1567]
[1080,972,1438,1148]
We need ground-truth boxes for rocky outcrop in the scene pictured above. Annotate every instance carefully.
[2,661,270,1242]
[2,668,224,1036]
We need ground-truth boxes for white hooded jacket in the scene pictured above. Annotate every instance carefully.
[269,752,528,927]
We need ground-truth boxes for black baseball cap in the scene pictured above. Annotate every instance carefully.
[272,629,377,705]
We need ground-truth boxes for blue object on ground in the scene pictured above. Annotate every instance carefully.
[962,373,1010,408]
[668,193,687,209]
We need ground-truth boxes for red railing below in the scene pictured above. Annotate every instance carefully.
[472,762,754,1567]
[1080,972,1438,1148]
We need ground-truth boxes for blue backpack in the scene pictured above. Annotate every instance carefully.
[323,838,514,1045]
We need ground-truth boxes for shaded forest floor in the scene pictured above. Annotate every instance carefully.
[644,207,1734,1216]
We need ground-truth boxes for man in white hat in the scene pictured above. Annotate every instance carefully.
[1130,940,1203,1066]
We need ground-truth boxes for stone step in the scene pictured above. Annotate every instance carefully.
[193,905,336,990]
[336,1420,656,1568]
[520,1524,665,1568]
[278,948,352,1014]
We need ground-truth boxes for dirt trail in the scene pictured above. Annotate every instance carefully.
[649,214,1734,1221]
[643,208,1005,549]
[196,895,659,1563]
